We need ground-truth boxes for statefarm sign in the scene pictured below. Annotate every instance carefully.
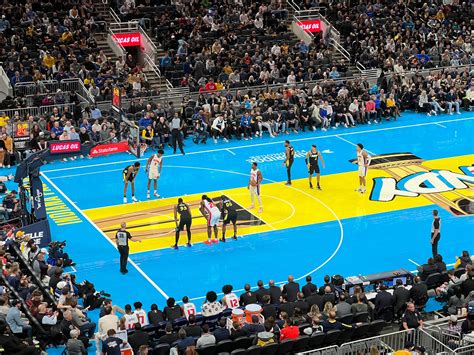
[49,141,81,154]
[90,141,129,157]
[112,33,141,47]
[298,20,322,33]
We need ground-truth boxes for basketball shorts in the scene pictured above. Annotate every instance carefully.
[223,211,237,225]
[358,165,368,177]
[249,185,260,196]
[148,169,160,180]
[309,164,320,175]
[208,210,221,227]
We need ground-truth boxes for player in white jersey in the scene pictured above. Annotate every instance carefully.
[145,149,164,199]
[248,162,263,213]
[221,285,240,309]
[200,195,221,245]
[133,302,149,327]
[181,296,197,319]
[124,304,139,329]
[355,143,371,193]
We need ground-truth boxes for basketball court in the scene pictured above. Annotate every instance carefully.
[39,112,473,306]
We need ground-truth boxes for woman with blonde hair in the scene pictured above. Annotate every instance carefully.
[307,304,321,321]
[322,302,334,320]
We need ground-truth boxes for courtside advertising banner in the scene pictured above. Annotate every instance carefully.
[49,141,81,154]
[298,20,322,32]
[15,219,52,247]
[112,33,141,47]
[30,175,47,220]
[90,141,129,157]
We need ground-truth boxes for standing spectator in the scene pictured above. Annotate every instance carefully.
[431,209,441,257]
[240,284,258,306]
[282,275,300,303]
[102,329,123,355]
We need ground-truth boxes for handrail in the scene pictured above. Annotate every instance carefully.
[356,61,366,71]
[0,65,13,96]
[138,24,158,57]
[286,0,300,12]
[110,8,121,23]
[143,53,173,90]
[329,38,350,62]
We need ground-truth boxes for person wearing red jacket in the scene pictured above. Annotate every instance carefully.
[279,318,300,341]
[365,96,377,124]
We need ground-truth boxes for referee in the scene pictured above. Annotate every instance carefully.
[115,222,141,274]
[430,209,441,257]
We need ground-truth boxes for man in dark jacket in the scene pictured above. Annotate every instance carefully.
[393,279,410,318]
[282,275,300,302]
[410,277,428,307]
[268,280,281,305]
[128,322,150,354]
[302,276,317,298]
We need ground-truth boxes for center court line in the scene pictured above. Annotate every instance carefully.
[226,148,236,155]
[335,135,377,155]
[41,116,474,174]
[41,172,171,300]
[434,122,447,128]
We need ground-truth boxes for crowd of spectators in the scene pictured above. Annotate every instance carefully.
[319,0,472,71]
[118,0,350,91]
[128,67,473,149]
[0,0,158,111]
[82,250,473,354]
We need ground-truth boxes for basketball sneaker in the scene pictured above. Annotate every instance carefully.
[203,240,212,246]
[132,196,138,202]
[123,197,127,203]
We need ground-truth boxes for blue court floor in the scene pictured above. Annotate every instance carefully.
[30,111,473,312]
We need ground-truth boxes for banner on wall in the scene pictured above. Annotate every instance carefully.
[298,20,322,32]
[15,220,52,247]
[112,33,141,47]
[49,141,81,154]
[90,141,129,157]
[30,175,47,220]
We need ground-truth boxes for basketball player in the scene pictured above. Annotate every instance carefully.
[356,143,371,193]
[173,197,192,249]
[145,149,164,199]
[248,162,263,213]
[220,195,238,242]
[305,145,326,189]
[200,195,221,245]
[181,296,197,320]
[123,162,140,203]
[283,140,295,185]
[222,284,240,309]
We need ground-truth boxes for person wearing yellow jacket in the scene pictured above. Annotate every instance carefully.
[1,133,13,168]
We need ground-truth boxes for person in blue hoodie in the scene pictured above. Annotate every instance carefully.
[240,111,252,140]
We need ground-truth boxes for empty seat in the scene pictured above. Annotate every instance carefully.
[323,330,341,345]
[197,344,217,355]
[353,311,370,323]
[366,320,385,337]
[276,339,294,355]
[260,343,278,355]
[246,345,262,355]
[308,332,325,350]
[152,343,170,355]
[352,322,370,339]
[216,340,233,354]
[292,335,310,352]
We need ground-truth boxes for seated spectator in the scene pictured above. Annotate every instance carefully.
[201,291,223,317]
[446,287,465,315]
[278,294,295,317]
[418,258,438,281]
[374,284,394,319]
[184,314,201,338]
[128,322,150,354]
[213,319,230,342]
[0,319,36,354]
[196,324,216,348]
[261,295,277,320]
[176,328,195,353]
[6,300,32,338]
[279,318,299,340]
[457,251,472,269]
[461,272,474,297]
[434,255,447,273]
[164,297,183,321]
[70,298,96,338]
[322,311,351,332]
[159,323,178,345]
[351,293,369,314]
[409,277,428,307]
[67,329,86,355]
[97,306,118,343]
[229,321,248,340]
[243,315,265,336]
[102,329,124,355]
[335,294,352,318]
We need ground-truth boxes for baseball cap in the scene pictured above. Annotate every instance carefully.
[40,248,48,254]
[449,315,458,322]
[56,281,67,290]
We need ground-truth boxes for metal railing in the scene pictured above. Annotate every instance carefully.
[2,102,78,119]
[298,329,456,355]
[60,78,95,104]
[0,65,13,98]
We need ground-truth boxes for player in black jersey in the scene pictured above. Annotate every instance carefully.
[220,195,238,242]
[123,162,141,203]
[283,140,295,186]
[173,198,192,249]
[305,145,326,189]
